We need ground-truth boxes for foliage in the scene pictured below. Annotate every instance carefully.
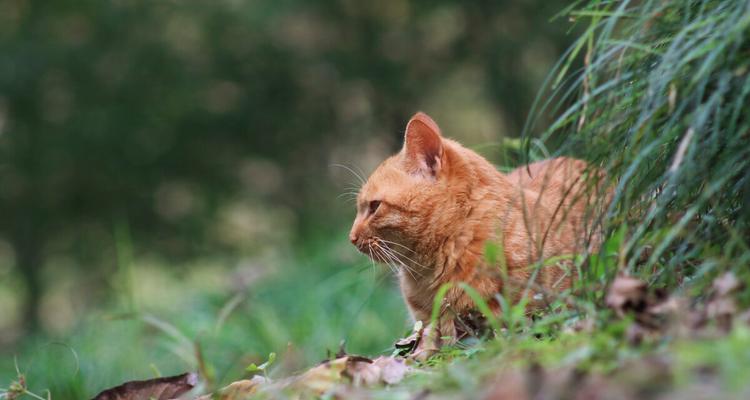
[527,0,750,294]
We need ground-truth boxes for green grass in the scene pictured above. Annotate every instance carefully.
[378,324,750,399]
[526,0,750,292]
[1,239,408,398]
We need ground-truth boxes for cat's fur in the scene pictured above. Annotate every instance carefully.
[349,112,606,338]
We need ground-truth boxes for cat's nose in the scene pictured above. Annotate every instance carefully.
[349,232,358,245]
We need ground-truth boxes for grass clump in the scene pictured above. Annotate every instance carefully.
[528,0,750,294]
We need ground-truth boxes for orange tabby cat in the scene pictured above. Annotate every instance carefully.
[349,112,606,340]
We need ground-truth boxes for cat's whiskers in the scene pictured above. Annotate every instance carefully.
[375,241,421,280]
[380,245,425,277]
[370,242,402,276]
[381,248,415,280]
[372,244,398,276]
[367,242,398,274]
[332,163,365,205]
[374,246,399,276]
[353,164,368,185]
[366,243,376,280]
[376,239,428,270]
[376,238,415,254]
[331,163,366,185]
[337,191,360,203]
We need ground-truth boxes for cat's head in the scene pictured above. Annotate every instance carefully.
[349,112,465,265]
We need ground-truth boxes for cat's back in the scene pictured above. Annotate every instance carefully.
[502,157,607,260]
[507,157,589,192]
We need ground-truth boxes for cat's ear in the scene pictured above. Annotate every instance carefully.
[403,112,443,178]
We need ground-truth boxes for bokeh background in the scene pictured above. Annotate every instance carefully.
[0,0,578,396]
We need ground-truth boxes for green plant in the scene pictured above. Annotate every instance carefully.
[245,353,276,379]
[1,359,50,400]
[527,0,750,292]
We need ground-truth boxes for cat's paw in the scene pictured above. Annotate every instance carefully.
[394,321,456,362]
[409,322,441,362]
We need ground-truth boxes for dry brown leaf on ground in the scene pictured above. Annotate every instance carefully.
[394,321,424,356]
[372,356,408,385]
[706,271,743,333]
[204,375,268,400]
[288,356,349,395]
[340,356,380,387]
[290,354,411,394]
[605,271,750,340]
[394,320,442,362]
[711,271,742,296]
[606,275,648,317]
[92,372,198,400]
[605,275,682,343]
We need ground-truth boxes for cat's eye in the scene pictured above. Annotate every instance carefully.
[368,200,381,215]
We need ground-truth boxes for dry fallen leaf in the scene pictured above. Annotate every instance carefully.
[92,372,198,400]
[292,356,349,395]
[606,274,648,317]
[395,321,423,356]
[394,320,443,361]
[212,375,268,400]
[604,271,747,339]
[372,356,409,385]
[706,272,743,332]
[287,354,412,396]
[605,275,679,340]
[712,271,742,296]
[342,356,380,387]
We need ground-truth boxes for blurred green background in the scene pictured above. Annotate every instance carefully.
[0,0,577,396]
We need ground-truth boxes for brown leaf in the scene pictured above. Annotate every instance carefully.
[395,321,423,356]
[703,272,744,333]
[372,356,409,385]
[606,275,648,317]
[213,375,268,400]
[394,320,443,361]
[712,271,742,296]
[287,354,411,395]
[291,356,362,395]
[92,372,198,400]
[296,358,345,393]
[647,295,683,315]
[342,356,379,387]
[706,297,737,316]
[706,297,737,333]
